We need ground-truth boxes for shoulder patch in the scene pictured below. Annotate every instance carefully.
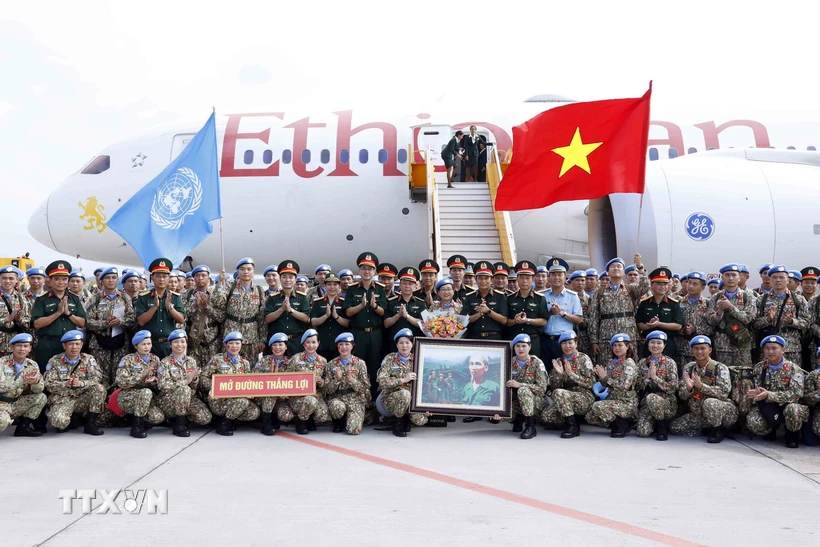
[139,290,152,296]
[532,290,544,297]
[640,295,652,302]
[668,295,680,302]
[269,291,281,297]
[295,290,307,296]
[720,367,729,379]
[793,370,804,383]
[387,295,398,301]
[374,281,385,288]
[624,365,635,376]
[411,295,425,302]
[465,290,478,296]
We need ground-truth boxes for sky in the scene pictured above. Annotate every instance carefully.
[2,0,819,272]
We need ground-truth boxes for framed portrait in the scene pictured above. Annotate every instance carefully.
[410,338,512,418]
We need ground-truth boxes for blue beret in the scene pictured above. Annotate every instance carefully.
[223,331,243,344]
[268,332,288,345]
[788,270,802,281]
[121,271,138,283]
[598,271,608,280]
[706,277,720,285]
[739,264,750,273]
[9,333,33,345]
[558,331,577,343]
[185,272,192,278]
[191,265,211,276]
[585,268,598,277]
[94,267,103,275]
[131,330,152,345]
[0,265,22,278]
[26,267,46,278]
[138,272,147,280]
[435,277,453,292]
[168,329,187,342]
[335,332,355,344]
[168,270,181,278]
[61,330,84,343]
[593,381,609,400]
[301,329,319,345]
[609,333,631,345]
[536,266,548,274]
[236,257,254,269]
[508,271,518,279]
[605,258,625,271]
[296,275,309,284]
[263,265,278,276]
[645,330,667,342]
[314,264,332,274]
[568,270,585,281]
[393,328,414,342]
[100,267,119,278]
[338,269,354,278]
[688,271,707,281]
[767,265,787,276]
[69,269,84,279]
[759,263,774,274]
[760,335,786,348]
[680,273,689,281]
[511,333,531,346]
[624,264,636,274]
[689,335,712,347]
[719,264,740,274]
[672,273,680,280]
[232,271,239,280]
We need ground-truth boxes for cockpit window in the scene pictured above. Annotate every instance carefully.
[81,155,110,175]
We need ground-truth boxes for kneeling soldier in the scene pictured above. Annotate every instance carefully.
[0,333,47,437]
[254,332,291,435]
[286,329,331,434]
[115,330,164,438]
[635,331,679,441]
[156,329,212,437]
[497,333,547,439]
[541,331,596,438]
[586,333,639,438]
[376,328,429,437]
[325,332,370,435]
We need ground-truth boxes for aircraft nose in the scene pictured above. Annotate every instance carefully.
[28,197,54,249]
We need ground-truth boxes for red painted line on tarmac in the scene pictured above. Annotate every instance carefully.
[280,432,704,547]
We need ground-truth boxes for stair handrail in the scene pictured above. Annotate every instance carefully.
[425,147,443,265]
[487,146,517,265]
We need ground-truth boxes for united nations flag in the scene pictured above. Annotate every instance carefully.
[108,112,222,268]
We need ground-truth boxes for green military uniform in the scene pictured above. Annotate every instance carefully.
[506,288,549,358]
[446,255,471,303]
[134,258,186,359]
[462,262,508,340]
[635,269,684,359]
[310,289,346,360]
[384,267,426,354]
[414,259,440,305]
[264,261,311,356]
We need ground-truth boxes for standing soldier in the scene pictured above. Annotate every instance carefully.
[738,265,751,291]
[114,330,164,438]
[32,261,87,372]
[415,260,440,306]
[757,264,774,295]
[85,267,135,388]
[492,262,510,296]
[135,258,186,359]
[263,265,281,297]
[507,270,519,295]
[676,271,712,370]
[121,271,142,302]
[505,260,548,359]
[541,258,583,364]
[287,329,331,433]
[584,269,599,297]
[787,270,802,293]
[802,266,820,371]
[635,331,678,441]
[501,334,548,440]
[307,264,332,300]
[799,266,818,301]
[377,263,399,297]
[707,277,720,296]
[338,269,354,298]
[753,265,809,366]
[42,330,105,435]
[343,252,388,397]
[383,267,426,353]
[0,265,31,358]
[541,331,596,438]
[182,265,221,369]
[446,255,470,302]
[670,336,737,443]
[534,266,549,294]
[635,267,684,359]
[0,333,47,437]
[24,267,47,304]
[156,329,212,436]
[568,271,591,354]
[463,263,476,291]
[376,329,429,437]
[210,257,267,363]
[310,273,349,361]
[325,332,371,435]
[462,261,508,341]
[264,260,311,356]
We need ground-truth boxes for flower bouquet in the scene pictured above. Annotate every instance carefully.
[420,309,469,339]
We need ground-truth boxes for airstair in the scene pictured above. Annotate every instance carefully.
[408,128,516,275]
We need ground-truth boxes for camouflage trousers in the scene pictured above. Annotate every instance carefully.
[586,399,637,426]
[89,346,129,389]
[812,407,820,436]
[209,396,260,421]
[0,394,47,431]
[117,388,164,424]
[47,385,106,430]
[190,341,220,375]
[636,393,677,437]
[670,399,738,436]
[287,395,331,423]
[380,390,428,426]
[327,394,366,435]
[541,389,595,425]
[510,385,546,418]
[716,350,753,369]
[728,367,755,418]
[239,341,261,365]
[255,396,280,415]
[747,402,808,434]
[156,385,213,426]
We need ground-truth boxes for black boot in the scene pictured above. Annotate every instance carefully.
[785,429,799,449]
[655,420,668,441]
[294,418,309,435]
[307,417,317,431]
[445,415,456,422]
[511,415,524,433]
[129,415,147,438]
[463,416,482,423]
[561,415,580,438]
[520,416,537,439]
[271,414,281,431]
[260,412,276,436]
[610,417,630,438]
[32,413,48,434]
[84,412,104,436]
[707,426,724,444]
[172,416,190,438]
[393,416,407,437]
[802,420,819,447]
[402,414,412,432]
[215,416,233,436]
[332,417,345,433]
[13,417,43,437]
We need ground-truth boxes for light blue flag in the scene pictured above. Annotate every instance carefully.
[108,112,222,268]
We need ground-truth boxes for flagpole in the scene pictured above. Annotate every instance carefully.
[636,193,644,251]
[212,106,226,274]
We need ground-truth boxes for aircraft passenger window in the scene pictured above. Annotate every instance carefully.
[340,149,349,164]
[687,147,697,154]
[668,148,678,159]
[81,155,110,175]
[320,149,330,164]
[244,150,254,165]
[282,150,292,164]
[301,150,311,164]
[787,146,796,150]
[378,149,388,164]
[263,150,273,164]
[648,148,658,161]
[809,146,817,151]
[397,149,408,164]
[359,150,369,164]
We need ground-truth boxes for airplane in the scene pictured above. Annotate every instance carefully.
[27,95,820,276]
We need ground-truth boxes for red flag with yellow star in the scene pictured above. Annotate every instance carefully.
[495,85,652,211]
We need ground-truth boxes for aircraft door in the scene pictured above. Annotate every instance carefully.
[414,125,453,166]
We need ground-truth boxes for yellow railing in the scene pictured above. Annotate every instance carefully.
[487,147,517,265]
[409,145,442,263]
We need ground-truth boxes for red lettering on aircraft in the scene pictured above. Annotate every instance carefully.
[327,110,403,177]
[648,121,684,154]
[693,119,770,150]
[220,113,284,177]
[285,116,326,178]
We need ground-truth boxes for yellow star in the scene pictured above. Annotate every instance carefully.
[551,127,603,177]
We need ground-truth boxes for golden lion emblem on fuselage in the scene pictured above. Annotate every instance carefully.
[78,197,107,233]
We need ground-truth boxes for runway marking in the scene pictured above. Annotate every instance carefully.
[280,432,704,547]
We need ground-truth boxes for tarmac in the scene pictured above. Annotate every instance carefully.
[1,421,818,547]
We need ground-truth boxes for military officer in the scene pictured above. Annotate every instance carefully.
[263,265,281,297]
[254,332,290,435]
[115,330,164,438]
[338,269,354,298]
[584,268,599,297]
[568,270,591,354]
[753,265,809,365]
[264,260,311,356]
[43,330,104,435]
[534,265,549,293]
[343,252,388,397]
[32,261,87,373]
[23,266,46,305]
[307,264,332,300]
[676,271,712,369]
[415,259,440,306]
[541,258,583,364]
[85,267,135,388]
[635,331,678,441]
[757,263,774,295]
[181,265,221,369]
[376,328,429,437]
[156,329,212,436]
[210,257,268,362]
[670,336,737,443]
[295,275,310,294]
[287,329,331,433]
[121,271,142,302]
[310,273,349,361]
[624,264,640,284]
[462,261,508,341]
[68,269,91,305]
[0,265,31,358]
[428,277,464,315]
[507,269,519,295]
[463,263,476,290]
[541,331,596,438]
[325,332,371,435]
[501,333,548,439]
[446,255,471,301]
[491,262,510,295]
[586,334,639,438]
[746,335,806,448]
[505,260,549,359]
[377,263,399,296]
[800,266,818,301]
[0,333,47,437]
[135,258,186,359]
[803,266,820,372]
[787,270,802,293]
[635,267,684,359]
[383,267,426,353]
[200,331,261,436]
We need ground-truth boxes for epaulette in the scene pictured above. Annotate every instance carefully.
[139,290,152,296]
[411,295,425,302]
[640,295,652,302]
[169,290,180,296]
[387,295,398,301]
[313,295,324,301]
[374,281,385,288]
[667,294,680,302]
[295,290,307,296]
[565,289,577,295]
[349,282,360,288]
[269,291,281,297]
[465,290,478,297]
[495,289,507,295]
[533,290,545,297]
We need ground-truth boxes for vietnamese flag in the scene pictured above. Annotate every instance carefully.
[495,85,652,211]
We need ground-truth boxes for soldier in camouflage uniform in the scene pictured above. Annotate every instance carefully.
[210,258,267,363]
[286,329,331,434]
[676,271,712,371]
[84,267,135,388]
[325,332,371,435]
[376,329,429,437]
[43,330,104,435]
[746,335,807,448]
[200,331,261,436]
[587,255,650,365]
[182,265,221,371]
[586,333,639,437]
[254,332,291,435]
[499,333,548,439]
[801,352,820,441]
[541,331,596,438]
[670,336,737,443]
[753,265,810,365]
[307,264,332,300]
[0,265,31,358]
[0,333,47,436]
[568,271,591,354]
[705,264,758,421]
[22,267,46,355]
[115,330,164,438]
[635,331,678,441]
[156,329,212,436]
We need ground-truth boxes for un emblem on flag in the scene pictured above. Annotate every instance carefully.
[150,167,202,230]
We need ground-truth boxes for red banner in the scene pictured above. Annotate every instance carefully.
[210,372,316,398]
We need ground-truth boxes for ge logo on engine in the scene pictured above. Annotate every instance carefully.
[685,213,714,241]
